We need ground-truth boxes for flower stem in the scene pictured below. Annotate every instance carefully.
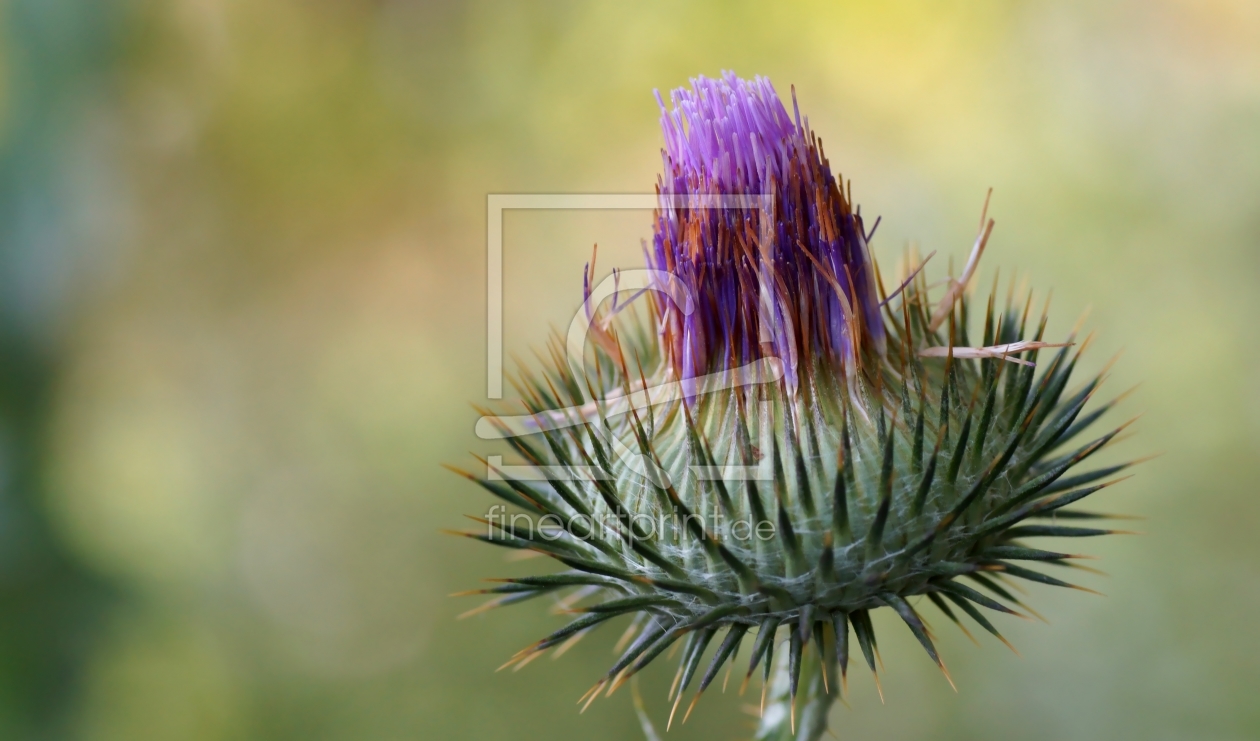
[755,639,837,741]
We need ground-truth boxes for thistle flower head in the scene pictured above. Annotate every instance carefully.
[648,72,883,390]
[453,72,1141,740]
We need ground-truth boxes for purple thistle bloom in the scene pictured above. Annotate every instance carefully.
[457,70,1140,741]
[646,71,886,393]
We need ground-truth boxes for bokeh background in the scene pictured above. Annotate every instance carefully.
[1,1,1258,739]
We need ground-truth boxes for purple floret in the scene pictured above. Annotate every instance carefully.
[643,72,885,393]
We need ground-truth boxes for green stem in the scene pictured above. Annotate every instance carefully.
[755,639,837,741]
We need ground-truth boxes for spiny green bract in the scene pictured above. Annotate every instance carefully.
[455,272,1136,707]
[449,73,1140,739]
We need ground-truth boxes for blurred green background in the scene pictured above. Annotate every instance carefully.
[1,0,1257,739]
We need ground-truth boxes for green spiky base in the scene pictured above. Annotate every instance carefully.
[453,258,1139,737]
